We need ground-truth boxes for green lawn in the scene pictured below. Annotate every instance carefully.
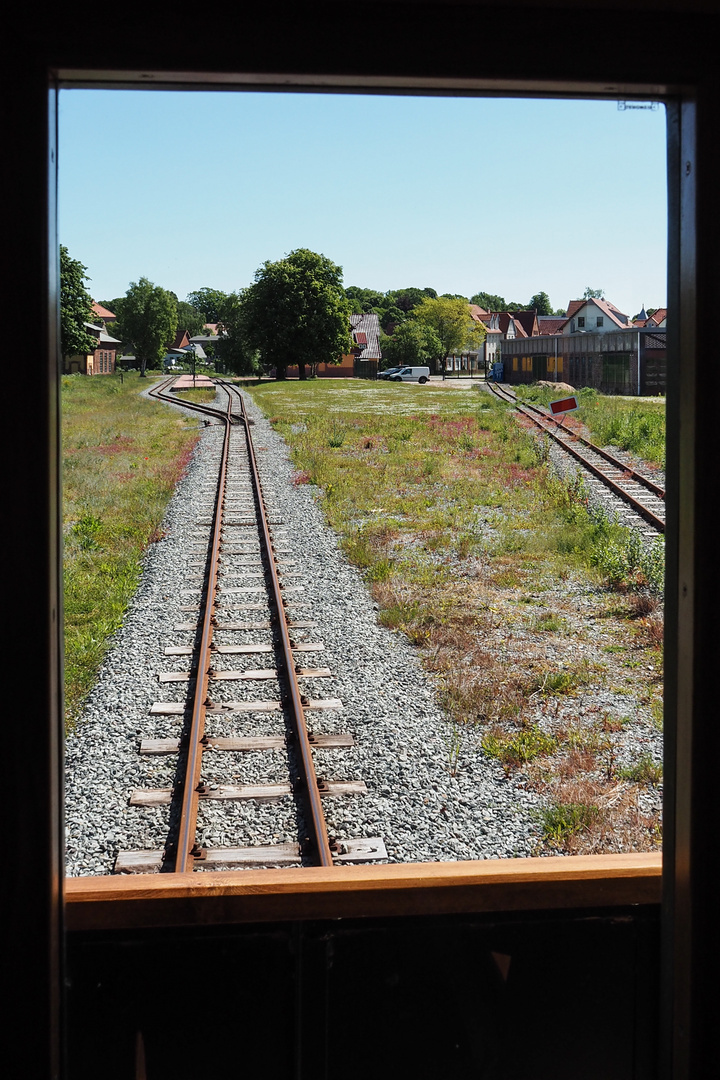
[249,380,663,599]
[62,371,204,728]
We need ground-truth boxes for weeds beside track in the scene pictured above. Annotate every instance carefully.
[515,384,666,468]
[62,371,202,729]
[246,380,664,855]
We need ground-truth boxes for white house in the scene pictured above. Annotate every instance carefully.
[562,297,631,335]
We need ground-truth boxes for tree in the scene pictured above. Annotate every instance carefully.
[583,286,605,299]
[173,298,206,337]
[386,287,434,312]
[379,305,405,334]
[119,278,178,376]
[60,246,97,361]
[411,297,485,362]
[379,321,442,369]
[241,249,352,380]
[470,291,506,312]
[185,288,229,324]
[528,291,554,315]
[212,290,259,376]
[345,285,385,311]
[98,298,125,319]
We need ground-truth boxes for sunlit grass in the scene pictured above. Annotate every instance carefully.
[249,378,663,606]
[247,379,664,854]
[62,371,204,728]
[173,387,217,403]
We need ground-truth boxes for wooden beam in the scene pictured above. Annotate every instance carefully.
[65,853,661,932]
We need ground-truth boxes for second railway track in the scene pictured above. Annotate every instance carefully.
[486,382,666,534]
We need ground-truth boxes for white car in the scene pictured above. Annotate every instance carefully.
[388,366,430,384]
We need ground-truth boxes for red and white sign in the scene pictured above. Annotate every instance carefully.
[549,396,579,415]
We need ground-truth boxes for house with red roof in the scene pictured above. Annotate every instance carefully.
[647,307,667,327]
[63,303,122,375]
[562,297,632,335]
[283,313,382,379]
[91,301,117,325]
[457,309,538,374]
[537,316,568,336]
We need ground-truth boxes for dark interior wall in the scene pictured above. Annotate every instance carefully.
[67,909,661,1080]
[4,3,719,1077]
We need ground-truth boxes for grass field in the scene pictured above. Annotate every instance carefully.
[62,372,202,728]
[248,379,664,854]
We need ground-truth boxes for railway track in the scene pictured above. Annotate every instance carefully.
[115,379,386,872]
[486,382,665,533]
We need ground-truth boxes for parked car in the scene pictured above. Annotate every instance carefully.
[388,366,430,384]
[377,366,403,380]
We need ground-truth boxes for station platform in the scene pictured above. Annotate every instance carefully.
[171,373,216,390]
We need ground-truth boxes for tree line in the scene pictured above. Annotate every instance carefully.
[60,243,593,380]
[347,285,565,329]
[61,246,353,379]
[96,250,353,379]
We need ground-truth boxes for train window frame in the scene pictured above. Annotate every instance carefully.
[45,71,687,935]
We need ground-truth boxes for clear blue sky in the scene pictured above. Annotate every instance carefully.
[59,90,667,317]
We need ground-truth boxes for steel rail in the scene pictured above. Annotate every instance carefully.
[490,384,666,499]
[140,377,333,869]
[168,390,234,873]
[225,383,334,867]
[147,374,233,425]
[487,383,665,532]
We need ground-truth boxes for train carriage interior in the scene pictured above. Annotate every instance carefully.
[4,1,719,1076]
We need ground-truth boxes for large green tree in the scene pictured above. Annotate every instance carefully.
[344,285,439,336]
[379,321,442,368]
[60,246,97,361]
[386,286,437,313]
[172,297,206,337]
[411,297,485,362]
[185,288,230,324]
[345,285,385,311]
[528,291,554,315]
[379,305,405,334]
[470,291,506,311]
[119,278,178,376]
[241,249,352,380]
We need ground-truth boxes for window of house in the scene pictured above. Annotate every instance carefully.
[578,316,585,327]
[597,316,604,327]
